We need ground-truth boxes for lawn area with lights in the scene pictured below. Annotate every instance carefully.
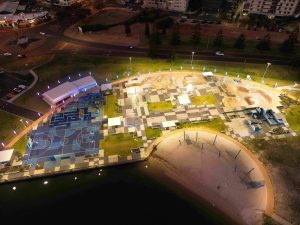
[12,54,300,113]
[147,101,174,112]
[0,110,23,148]
[145,127,162,139]
[104,95,121,117]
[190,94,217,106]
[101,133,143,157]
[177,118,227,132]
[285,105,300,131]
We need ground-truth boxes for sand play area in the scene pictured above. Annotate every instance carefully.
[150,130,272,225]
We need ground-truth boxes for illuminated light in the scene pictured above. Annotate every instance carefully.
[192,66,194,70]
[47,86,50,89]
[25,121,29,124]
[37,92,40,96]
[58,80,60,84]
[74,177,77,180]
[13,130,17,135]
[89,71,92,75]
[12,186,16,191]
[68,76,71,80]
[145,165,148,168]
[43,181,48,185]
[98,173,101,176]
[1,142,5,147]
[79,73,81,77]
[38,112,41,116]
[180,66,183,70]
[225,71,228,75]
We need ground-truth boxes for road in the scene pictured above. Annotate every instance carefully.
[0,19,295,66]
[0,100,42,120]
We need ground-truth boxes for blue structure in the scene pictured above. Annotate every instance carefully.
[255,108,284,126]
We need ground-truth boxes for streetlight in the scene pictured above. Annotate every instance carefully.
[191,51,195,68]
[261,62,271,85]
[19,119,26,128]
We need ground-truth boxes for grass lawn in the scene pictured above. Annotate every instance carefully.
[190,94,217,105]
[103,95,121,117]
[13,53,300,112]
[245,136,300,222]
[177,117,227,132]
[0,110,23,146]
[81,8,136,26]
[12,136,29,156]
[145,127,162,139]
[285,105,300,131]
[148,101,174,112]
[2,55,52,71]
[101,133,143,157]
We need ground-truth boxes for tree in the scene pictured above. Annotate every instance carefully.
[170,25,181,46]
[213,29,224,48]
[234,33,246,49]
[256,34,271,51]
[155,16,174,34]
[145,23,150,38]
[191,24,201,46]
[148,32,161,58]
[280,32,297,53]
[125,24,131,36]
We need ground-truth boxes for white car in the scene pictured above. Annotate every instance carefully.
[215,51,224,56]
[3,52,12,56]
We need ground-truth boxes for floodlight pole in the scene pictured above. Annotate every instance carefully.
[129,57,132,70]
[191,51,195,68]
[261,62,271,85]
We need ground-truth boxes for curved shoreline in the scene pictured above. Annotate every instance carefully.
[144,128,274,225]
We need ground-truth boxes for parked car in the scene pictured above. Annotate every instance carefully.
[18,85,27,90]
[17,54,26,58]
[215,51,224,56]
[13,88,22,93]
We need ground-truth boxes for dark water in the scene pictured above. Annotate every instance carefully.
[0,162,235,225]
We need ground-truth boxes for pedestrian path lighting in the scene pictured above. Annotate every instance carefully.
[261,62,271,84]
[1,142,5,147]
[13,130,17,135]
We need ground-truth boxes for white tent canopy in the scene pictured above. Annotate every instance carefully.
[108,117,122,127]
[0,149,14,163]
[161,121,176,128]
[202,71,214,77]
[177,94,191,105]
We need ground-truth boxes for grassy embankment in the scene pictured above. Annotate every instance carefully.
[101,133,143,157]
[12,54,300,112]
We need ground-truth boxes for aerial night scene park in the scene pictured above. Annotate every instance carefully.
[0,0,299,224]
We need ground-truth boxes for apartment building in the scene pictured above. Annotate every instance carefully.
[143,0,189,12]
[243,0,300,17]
[39,0,82,7]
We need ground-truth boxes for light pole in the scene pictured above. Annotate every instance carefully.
[19,119,26,128]
[191,51,195,68]
[261,62,271,85]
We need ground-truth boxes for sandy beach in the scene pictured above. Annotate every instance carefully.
[146,130,270,225]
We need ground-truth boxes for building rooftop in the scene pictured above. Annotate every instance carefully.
[0,149,14,163]
[0,1,19,14]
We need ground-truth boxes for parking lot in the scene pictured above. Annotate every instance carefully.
[0,71,33,101]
